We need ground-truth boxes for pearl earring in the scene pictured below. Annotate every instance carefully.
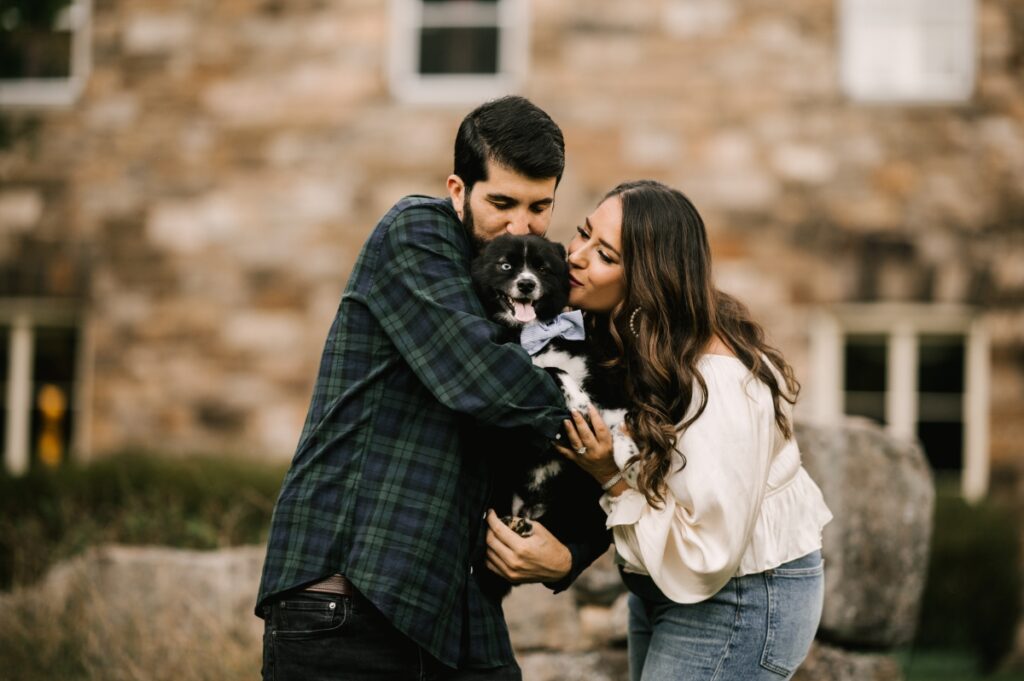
[629,307,642,338]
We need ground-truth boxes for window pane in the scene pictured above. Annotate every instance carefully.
[31,326,77,468]
[844,334,887,391]
[918,334,964,393]
[843,334,887,424]
[916,334,963,473]
[420,27,499,75]
[34,327,77,382]
[0,1,74,80]
[918,421,962,471]
[844,391,886,424]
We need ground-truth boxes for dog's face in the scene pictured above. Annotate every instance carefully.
[472,234,569,327]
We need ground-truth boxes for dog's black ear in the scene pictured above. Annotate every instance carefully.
[553,241,567,261]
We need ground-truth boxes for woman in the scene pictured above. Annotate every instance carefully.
[557,180,832,680]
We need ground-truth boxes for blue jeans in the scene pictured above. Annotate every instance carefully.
[261,589,521,681]
[625,550,824,681]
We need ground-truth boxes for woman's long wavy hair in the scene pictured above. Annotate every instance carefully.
[593,180,800,506]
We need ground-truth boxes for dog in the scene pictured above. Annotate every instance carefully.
[470,234,636,599]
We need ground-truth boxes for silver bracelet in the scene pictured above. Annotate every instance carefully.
[601,471,624,492]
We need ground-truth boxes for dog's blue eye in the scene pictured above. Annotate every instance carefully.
[500,263,512,271]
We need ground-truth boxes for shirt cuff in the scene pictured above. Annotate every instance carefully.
[543,541,582,594]
[600,488,647,527]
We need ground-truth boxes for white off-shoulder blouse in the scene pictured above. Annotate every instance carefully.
[599,354,833,604]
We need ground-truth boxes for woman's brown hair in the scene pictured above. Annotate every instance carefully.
[595,180,800,506]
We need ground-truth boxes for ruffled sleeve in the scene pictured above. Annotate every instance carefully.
[600,357,776,603]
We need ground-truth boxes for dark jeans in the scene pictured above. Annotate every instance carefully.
[261,589,521,681]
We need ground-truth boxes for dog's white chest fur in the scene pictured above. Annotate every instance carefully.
[532,349,591,413]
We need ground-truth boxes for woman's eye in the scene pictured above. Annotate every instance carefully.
[500,263,512,271]
[576,226,589,239]
[599,252,614,264]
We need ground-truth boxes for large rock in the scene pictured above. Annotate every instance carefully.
[518,650,629,681]
[571,547,623,607]
[792,641,904,681]
[796,418,935,648]
[505,582,586,652]
[0,545,265,681]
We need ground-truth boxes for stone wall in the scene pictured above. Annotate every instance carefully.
[0,0,1021,470]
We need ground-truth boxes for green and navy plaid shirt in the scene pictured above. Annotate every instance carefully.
[257,196,606,669]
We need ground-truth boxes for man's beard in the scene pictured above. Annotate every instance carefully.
[462,189,486,252]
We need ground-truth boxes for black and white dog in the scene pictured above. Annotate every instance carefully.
[471,234,636,598]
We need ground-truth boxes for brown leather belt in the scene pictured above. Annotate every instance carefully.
[304,573,356,596]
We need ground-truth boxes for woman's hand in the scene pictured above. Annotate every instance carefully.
[484,510,571,583]
[555,404,621,486]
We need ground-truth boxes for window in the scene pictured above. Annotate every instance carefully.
[389,0,528,103]
[808,304,989,499]
[0,0,92,108]
[0,302,85,475]
[839,0,975,103]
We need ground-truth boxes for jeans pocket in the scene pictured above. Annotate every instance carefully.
[271,593,349,640]
[760,552,824,677]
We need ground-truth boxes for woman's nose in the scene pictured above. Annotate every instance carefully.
[567,248,585,268]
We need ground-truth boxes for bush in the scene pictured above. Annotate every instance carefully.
[914,489,1022,673]
[0,452,287,591]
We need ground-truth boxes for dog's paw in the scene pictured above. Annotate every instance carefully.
[503,516,535,537]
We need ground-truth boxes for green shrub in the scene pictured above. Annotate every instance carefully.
[0,452,287,591]
[914,489,1022,673]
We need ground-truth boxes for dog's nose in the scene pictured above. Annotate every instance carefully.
[516,279,536,294]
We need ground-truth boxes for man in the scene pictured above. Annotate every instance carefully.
[257,96,610,680]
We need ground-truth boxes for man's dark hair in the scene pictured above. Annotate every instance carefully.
[454,96,565,192]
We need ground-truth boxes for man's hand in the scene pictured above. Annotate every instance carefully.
[485,510,572,583]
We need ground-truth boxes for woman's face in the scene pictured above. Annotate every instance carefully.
[567,196,626,313]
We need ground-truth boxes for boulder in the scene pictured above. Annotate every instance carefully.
[571,547,623,607]
[792,641,904,681]
[518,650,629,681]
[578,592,629,648]
[505,582,586,652]
[796,418,935,648]
[0,544,265,681]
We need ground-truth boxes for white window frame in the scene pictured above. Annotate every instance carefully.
[807,303,989,500]
[388,0,529,104]
[838,0,975,104]
[0,300,90,475]
[0,0,92,109]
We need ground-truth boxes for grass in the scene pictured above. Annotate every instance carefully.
[0,451,287,591]
[900,650,1024,681]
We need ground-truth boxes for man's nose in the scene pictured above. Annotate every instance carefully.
[505,209,537,236]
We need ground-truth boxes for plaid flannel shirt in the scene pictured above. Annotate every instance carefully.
[257,196,607,669]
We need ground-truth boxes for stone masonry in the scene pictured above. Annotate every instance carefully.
[0,0,1021,471]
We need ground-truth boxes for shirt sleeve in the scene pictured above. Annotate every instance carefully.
[365,203,568,439]
[599,364,775,603]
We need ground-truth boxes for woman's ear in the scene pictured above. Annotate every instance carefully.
[446,175,466,221]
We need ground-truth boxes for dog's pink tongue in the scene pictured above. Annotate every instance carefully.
[513,302,537,323]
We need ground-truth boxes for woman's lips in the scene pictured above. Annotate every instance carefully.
[569,274,583,287]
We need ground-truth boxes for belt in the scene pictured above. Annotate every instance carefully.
[304,573,356,596]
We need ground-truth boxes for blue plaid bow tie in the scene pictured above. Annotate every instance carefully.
[520,310,586,355]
